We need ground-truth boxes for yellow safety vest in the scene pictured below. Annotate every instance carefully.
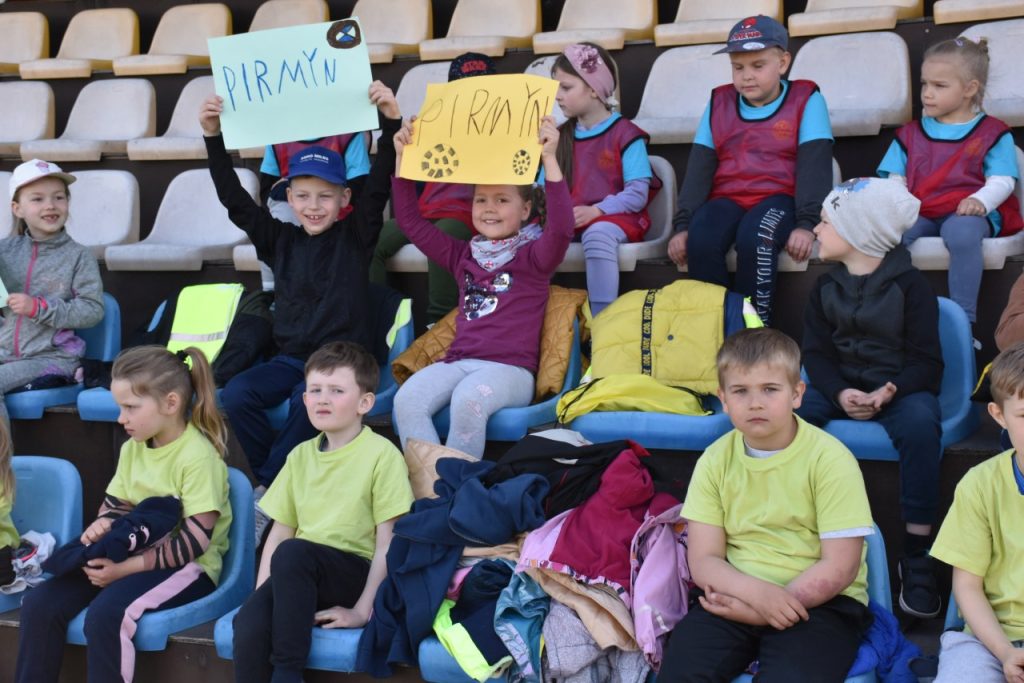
[167,283,245,363]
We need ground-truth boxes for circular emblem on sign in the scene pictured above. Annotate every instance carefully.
[512,149,532,176]
[327,19,362,49]
[421,143,459,179]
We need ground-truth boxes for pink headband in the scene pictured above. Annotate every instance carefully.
[562,44,617,108]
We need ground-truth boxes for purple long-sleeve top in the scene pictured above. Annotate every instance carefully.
[392,176,575,373]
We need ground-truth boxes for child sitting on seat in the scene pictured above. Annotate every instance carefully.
[879,37,1021,329]
[931,343,1024,683]
[232,342,413,683]
[667,15,833,325]
[797,177,945,619]
[660,328,873,680]
[391,116,573,458]
[16,346,232,683]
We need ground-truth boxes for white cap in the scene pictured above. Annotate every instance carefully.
[9,159,76,201]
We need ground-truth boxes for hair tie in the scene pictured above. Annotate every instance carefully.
[954,37,965,47]
[175,350,189,365]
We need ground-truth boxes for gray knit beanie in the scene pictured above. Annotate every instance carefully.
[823,177,921,258]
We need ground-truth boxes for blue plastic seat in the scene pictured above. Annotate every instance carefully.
[6,292,121,419]
[64,467,254,651]
[568,395,734,451]
[944,593,964,631]
[0,456,83,614]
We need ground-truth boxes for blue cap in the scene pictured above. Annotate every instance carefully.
[286,145,346,187]
[715,15,788,54]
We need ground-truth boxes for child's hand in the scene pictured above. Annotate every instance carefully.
[199,95,224,136]
[863,382,897,411]
[80,517,113,546]
[1002,647,1024,683]
[786,228,815,262]
[838,388,878,420]
[6,293,35,317]
[539,115,560,158]
[573,205,603,229]
[668,231,688,267]
[82,558,126,588]
[700,586,766,626]
[369,81,400,120]
[749,583,809,630]
[314,605,369,629]
[393,116,416,170]
[957,197,987,216]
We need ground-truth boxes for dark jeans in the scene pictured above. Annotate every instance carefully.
[232,539,370,683]
[797,386,942,525]
[686,194,797,325]
[658,594,872,682]
[221,355,318,488]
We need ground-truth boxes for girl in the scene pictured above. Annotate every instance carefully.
[16,346,232,683]
[391,115,572,458]
[0,421,16,588]
[2,160,104,422]
[550,42,659,316]
[878,37,1022,327]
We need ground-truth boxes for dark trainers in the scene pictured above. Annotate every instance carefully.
[898,553,941,618]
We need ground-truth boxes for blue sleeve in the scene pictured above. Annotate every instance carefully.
[259,146,280,177]
[621,138,652,183]
[876,139,908,177]
[345,133,371,180]
[797,91,833,144]
[694,100,714,149]
[537,166,546,185]
[984,132,1019,179]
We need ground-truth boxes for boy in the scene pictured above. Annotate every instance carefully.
[198,83,402,506]
[659,328,874,681]
[797,177,944,619]
[231,342,414,683]
[930,343,1024,683]
[667,14,833,325]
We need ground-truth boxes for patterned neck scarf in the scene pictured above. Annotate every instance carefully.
[469,223,542,271]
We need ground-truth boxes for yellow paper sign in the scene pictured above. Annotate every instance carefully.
[399,74,558,185]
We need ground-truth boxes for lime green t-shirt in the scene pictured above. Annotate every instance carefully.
[0,488,17,549]
[260,426,414,561]
[106,424,232,584]
[932,450,1024,641]
[682,417,873,605]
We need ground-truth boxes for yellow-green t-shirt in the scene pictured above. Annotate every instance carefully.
[931,450,1024,641]
[682,417,873,605]
[260,427,414,561]
[0,489,17,549]
[106,424,232,584]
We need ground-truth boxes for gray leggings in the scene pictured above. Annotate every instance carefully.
[936,630,1024,683]
[0,356,79,422]
[902,214,990,322]
[582,222,628,316]
[393,359,535,458]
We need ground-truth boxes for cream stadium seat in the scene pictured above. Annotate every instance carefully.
[113,4,231,76]
[354,0,433,63]
[20,79,156,162]
[961,19,1024,126]
[655,0,782,47]
[65,171,141,259]
[788,0,923,37]
[248,0,328,31]
[19,8,139,79]
[0,173,12,239]
[0,82,54,157]
[532,0,657,54]
[128,77,215,160]
[0,12,48,75]
[935,0,1024,24]
[419,0,539,60]
[370,61,451,152]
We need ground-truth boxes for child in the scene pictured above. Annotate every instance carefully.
[659,328,873,681]
[2,160,104,422]
[391,115,573,458]
[549,42,658,316]
[232,342,413,683]
[879,37,1021,328]
[370,52,497,324]
[199,82,402,501]
[667,15,833,325]
[931,343,1024,683]
[797,177,945,619]
[16,346,232,683]
[0,420,15,587]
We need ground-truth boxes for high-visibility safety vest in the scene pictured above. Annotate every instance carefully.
[167,283,245,363]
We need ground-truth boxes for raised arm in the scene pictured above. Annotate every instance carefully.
[353,82,403,248]
[526,116,574,274]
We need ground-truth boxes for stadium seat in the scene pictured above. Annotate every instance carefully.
[909,146,1024,270]
[935,0,1024,24]
[0,456,84,614]
[66,467,255,651]
[113,3,232,76]
[371,61,451,153]
[128,76,216,161]
[790,32,912,137]
[0,12,48,75]
[19,8,139,79]
[961,19,1024,127]
[0,81,54,158]
[532,0,658,54]
[655,0,782,47]
[944,593,964,630]
[19,79,156,162]
[104,168,257,271]
[5,293,122,420]
[248,0,328,31]
[813,297,979,462]
[523,54,568,123]
[789,0,923,37]
[419,0,540,60]
[64,171,141,257]
[0,173,11,237]
[355,0,433,63]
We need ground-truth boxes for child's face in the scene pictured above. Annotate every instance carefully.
[813,209,854,262]
[286,176,351,236]
[920,57,978,122]
[472,185,531,240]
[11,177,69,241]
[729,48,791,107]
[303,367,374,435]
[718,361,805,451]
[988,394,1024,455]
[111,379,181,446]
[553,67,602,119]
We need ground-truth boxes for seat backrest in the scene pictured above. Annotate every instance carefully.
[396,61,451,118]
[637,44,729,122]
[354,0,432,47]
[0,81,54,145]
[219,467,256,596]
[66,171,140,251]
[446,0,540,39]
[55,8,139,61]
[11,456,83,547]
[0,12,49,65]
[646,156,677,244]
[865,523,891,611]
[0,173,12,239]
[148,168,255,247]
[147,3,232,57]
[804,0,923,19]
[77,292,122,363]
[938,297,976,422]
[248,0,328,31]
[555,0,656,32]
[163,76,217,138]
[962,20,1024,126]
[674,0,781,22]
[62,79,156,142]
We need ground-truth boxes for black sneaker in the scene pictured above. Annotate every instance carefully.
[898,553,941,618]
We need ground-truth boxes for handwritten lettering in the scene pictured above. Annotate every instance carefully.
[222,46,340,111]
